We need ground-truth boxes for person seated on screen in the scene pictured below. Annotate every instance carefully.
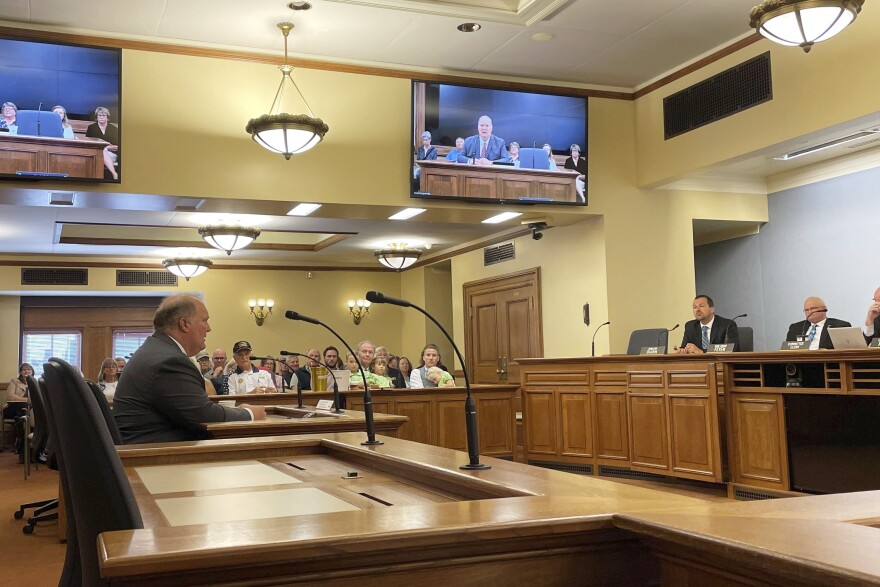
[51,105,76,139]
[0,102,17,131]
[96,357,120,400]
[426,366,455,387]
[674,295,740,354]
[564,144,587,203]
[863,287,880,343]
[445,136,465,161]
[457,115,509,166]
[86,106,120,180]
[786,296,851,350]
[227,340,276,394]
[508,142,522,168]
[543,143,558,170]
[416,130,437,161]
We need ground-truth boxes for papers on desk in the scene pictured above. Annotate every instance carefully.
[156,487,360,526]
[136,460,300,494]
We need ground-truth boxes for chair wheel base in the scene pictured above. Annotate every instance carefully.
[13,509,24,520]
[22,524,34,534]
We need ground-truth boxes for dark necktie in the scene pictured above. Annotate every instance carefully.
[480,141,487,158]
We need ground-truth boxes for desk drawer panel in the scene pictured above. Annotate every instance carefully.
[667,370,711,388]
[593,370,627,387]
[628,371,663,387]
[522,370,589,385]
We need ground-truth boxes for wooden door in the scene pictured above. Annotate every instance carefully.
[464,268,542,384]
[731,393,789,490]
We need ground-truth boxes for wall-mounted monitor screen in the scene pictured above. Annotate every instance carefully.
[411,81,587,206]
[0,36,121,183]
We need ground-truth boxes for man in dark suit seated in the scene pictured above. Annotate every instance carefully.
[675,294,740,354]
[457,115,509,165]
[114,294,266,443]
[863,287,880,343]
[785,296,851,350]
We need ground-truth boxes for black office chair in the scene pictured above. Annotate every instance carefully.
[43,358,143,586]
[86,379,123,445]
[626,328,669,355]
[13,376,59,534]
[738,326,755,352]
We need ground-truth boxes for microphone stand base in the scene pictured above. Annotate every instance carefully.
[361,439,384,446]
[460,463,491,470]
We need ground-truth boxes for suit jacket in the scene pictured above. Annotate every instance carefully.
[786,317,852,349]
[113,333,250,443]
[457,134,509,163]
[387,366,405,389]
[564,155,587,175]
[680,316,740,351]
[866,315,880,343]
[295,367,311,390]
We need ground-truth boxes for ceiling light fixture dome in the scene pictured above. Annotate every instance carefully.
[246,22,328,159]
[162,257,213,281]
[749,0,863,52]
[374,242,422,270]
[198,224,261,255]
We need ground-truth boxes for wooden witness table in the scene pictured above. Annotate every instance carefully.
[0,133,107,178]
[416,159,579,203]
[518,349,880,497]
[203,405,407,438]
[101,433,705,585]
[210,384,518,458]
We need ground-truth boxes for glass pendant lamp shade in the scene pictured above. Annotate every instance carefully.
[749,0,863,52]
[374,243,422,270]
[163,258,212,281]
[198,225,261,255]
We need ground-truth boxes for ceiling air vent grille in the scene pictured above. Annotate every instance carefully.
[116,270,178,287]
[484,242,515,266]
[664,52,772,140]
[21,268,88,286]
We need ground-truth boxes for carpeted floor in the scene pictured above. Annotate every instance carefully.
[0,448,65,586]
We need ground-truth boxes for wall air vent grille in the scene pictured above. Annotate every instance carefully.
[598,465,665,481]
[484,242,515,266]
[116,270,178,287]
[21,268,88,286]
[529,461,593,474]
[664,52,772,140]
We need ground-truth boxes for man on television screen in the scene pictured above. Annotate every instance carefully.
[457,115,509,166]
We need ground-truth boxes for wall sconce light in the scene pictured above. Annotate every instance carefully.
[248,298,274,326]
[348,299,370,325]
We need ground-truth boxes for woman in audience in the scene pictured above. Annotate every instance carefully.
[86,106,120,180]
[564,143,587,202]
[387,355,399,371]
[259,357,284,389]
[114,356,126,374]
[6,363,33,457]
[543,143,557,170]
[96,357,119,400]
[52,105,76,139]
[0,102,17,131]
[410,344,447,388]
[398,357,413,388]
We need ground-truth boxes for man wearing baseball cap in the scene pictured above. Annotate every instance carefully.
[114,294,265,443]
[227,340,276,394]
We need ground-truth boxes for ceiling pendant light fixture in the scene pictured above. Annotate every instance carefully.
[749,0,864,53]
[374,242,422,270]
[246,21,329,159]
[162,257,213,281]
[198,224,261,255]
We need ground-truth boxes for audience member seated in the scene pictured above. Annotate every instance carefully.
[195,350,212,376]
[445,136,465,161]
[410,343,446,388]
[426,366,455,387]
[785,296,851,350]
[0,101,17,131]
[227,340,276,394]
[5,362,32,455]
[543,144,557,170]
[85,106,120,180]
[114,356,126,374]
[323,346,340,369]
[209,348,227,378]
[113,295,265,444]
[259,357,284,389]
[369,357,393,388]
[375,346,405,388]
[96,357,120,400]
[508,142,521,167]
[398,356,413,388]
[564,143,587,203]
[283,354,299,389]
[51,105,76,139]
[295,348,321,390]
[345,353,359,372]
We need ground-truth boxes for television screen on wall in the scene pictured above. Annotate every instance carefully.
[0,36,121,183]
[411,80,588,206]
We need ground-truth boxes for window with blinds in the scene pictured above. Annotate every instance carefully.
[22,331,82,376]
[113,330,152,359]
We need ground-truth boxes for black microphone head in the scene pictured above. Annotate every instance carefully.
[670,323,680,331]
[365,291,384,304]
[284,310,299,320]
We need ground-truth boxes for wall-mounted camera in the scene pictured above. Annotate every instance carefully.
[528,222,547,241]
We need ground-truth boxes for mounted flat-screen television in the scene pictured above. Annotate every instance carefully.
[411,80,588,206]
[0,36,121,183]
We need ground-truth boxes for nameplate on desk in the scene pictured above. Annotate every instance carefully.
[781,341,809,351]
[640,346,666,355]
[708,343,734,353]
[871,339,880,348]
[315,399,334,411]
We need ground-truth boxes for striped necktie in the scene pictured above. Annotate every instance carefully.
[701,325,709,351]
[480,141,487,158]
[806,323,817,342]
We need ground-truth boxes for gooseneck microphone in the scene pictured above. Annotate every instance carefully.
[36,102,42,136]
[591,321,610,357]
[658,323,680,347]
[366,290,489,470]
[279,351,342,413]
[722,313,748,346]
[284,310,380,445]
